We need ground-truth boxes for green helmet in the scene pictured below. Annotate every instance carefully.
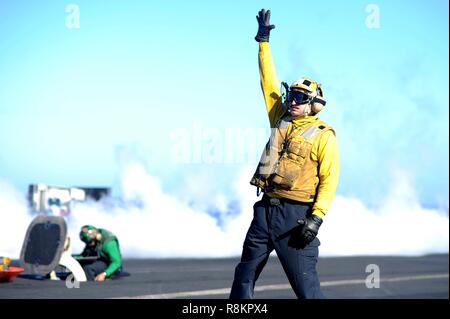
[79,225,97,243]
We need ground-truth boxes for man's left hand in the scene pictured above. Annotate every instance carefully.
[95,272,107,282]
[299,215,323,244]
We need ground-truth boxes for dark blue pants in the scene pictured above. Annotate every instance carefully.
[83,260,124,281]
[83,260,108,281]
[230,195,324,299]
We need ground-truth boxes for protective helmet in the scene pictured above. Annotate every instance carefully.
[290,77,326,114]
[79,225,97,243]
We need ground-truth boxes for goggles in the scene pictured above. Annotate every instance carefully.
[286,90,312,105]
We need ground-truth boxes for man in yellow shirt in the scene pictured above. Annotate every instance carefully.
[230,9,339,299]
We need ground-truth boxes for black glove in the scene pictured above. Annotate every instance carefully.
[255,9,275,42]
[298,215,323,244]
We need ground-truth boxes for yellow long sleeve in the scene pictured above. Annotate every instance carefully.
[311,130,340,218]
[258,42,285,127]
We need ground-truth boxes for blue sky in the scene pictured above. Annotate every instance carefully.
[0,0,448,210]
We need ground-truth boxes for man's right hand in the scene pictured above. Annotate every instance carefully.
[255,9,275,42]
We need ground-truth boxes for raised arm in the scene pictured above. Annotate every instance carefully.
[255,9,285,127]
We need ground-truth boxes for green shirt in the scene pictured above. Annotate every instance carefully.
[101,238,122,277]
[78,228,122,277]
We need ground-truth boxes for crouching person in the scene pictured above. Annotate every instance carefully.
[78,225,122,281]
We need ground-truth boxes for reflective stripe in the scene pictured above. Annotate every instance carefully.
[301,125,321,140]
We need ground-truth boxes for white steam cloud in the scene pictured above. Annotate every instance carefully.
[0,179,33,258]
[320,170,449,255]
[0,163,448,259]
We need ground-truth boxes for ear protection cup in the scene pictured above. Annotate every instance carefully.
[311,85,326,114]
[311,101,324,114]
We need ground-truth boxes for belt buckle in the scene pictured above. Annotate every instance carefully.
[269,198,280,206]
